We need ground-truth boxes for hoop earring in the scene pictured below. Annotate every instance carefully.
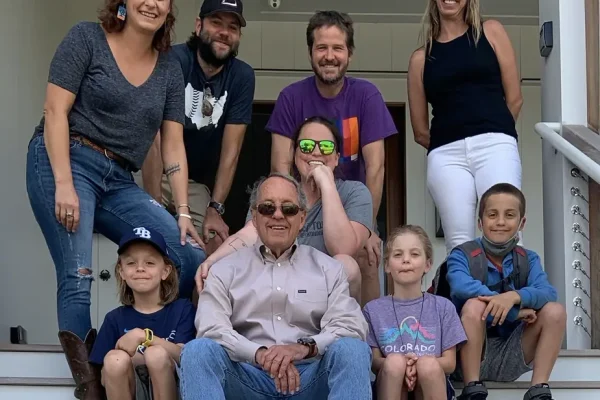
[117,3,127,20]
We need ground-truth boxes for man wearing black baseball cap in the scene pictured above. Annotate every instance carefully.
[200,0,246,27]
[140,0,255,256]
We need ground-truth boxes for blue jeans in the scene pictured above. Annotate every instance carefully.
[179,338,373,400]
[26,135,205,340]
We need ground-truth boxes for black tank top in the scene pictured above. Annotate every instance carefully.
[423,27,517,153]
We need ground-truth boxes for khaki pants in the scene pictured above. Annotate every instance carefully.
[133,172,211,232]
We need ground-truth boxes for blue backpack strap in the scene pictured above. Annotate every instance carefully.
[455,240,488,285]
[512,245,529,289]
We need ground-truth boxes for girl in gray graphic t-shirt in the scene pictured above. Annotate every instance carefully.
[363,225,467,400]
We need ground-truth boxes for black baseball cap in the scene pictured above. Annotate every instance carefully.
[199,0,246,27]
[118,226,169,258]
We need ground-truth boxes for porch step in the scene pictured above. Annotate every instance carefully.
[1,345,599,399]
[455,381,600,399]
[515,349,600,382]
[2,345,598,381]
[0,378,599,400]
[0,344,71,379]
[0,377,75,400]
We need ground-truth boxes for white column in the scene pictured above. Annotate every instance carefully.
[540,0,591,349]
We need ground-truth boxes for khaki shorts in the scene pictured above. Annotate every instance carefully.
[133,172,211,232]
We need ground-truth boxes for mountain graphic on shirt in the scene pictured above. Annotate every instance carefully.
[379,316,436,346]
[185,83,228,130]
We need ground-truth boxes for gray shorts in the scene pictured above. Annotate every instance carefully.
[134,365,181,400]
[453,323,533,382]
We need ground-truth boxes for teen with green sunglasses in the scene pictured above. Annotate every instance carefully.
[194,116,373,303]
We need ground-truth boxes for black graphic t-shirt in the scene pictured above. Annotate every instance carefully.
[89,298,196,365]
[170,43,255,188]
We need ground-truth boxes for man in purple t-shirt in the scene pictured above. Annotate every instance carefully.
[267,11,398,306]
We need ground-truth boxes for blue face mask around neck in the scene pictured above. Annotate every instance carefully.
[480,219,523,258]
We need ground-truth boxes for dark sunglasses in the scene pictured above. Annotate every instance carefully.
[297,139,336,156]
[256,202,301,217]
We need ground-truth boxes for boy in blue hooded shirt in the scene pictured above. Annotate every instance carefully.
[446,183,566,400]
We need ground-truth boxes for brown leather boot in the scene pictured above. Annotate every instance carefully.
[58,329,105,400]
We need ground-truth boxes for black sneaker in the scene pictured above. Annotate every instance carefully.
[458,381,488,400]
[523,383,553,400]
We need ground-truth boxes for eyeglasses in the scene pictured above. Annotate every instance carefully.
[256,202,301,217]
[297,139,336,156]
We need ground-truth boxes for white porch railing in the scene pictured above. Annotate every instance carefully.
[535,123,600,182]
[535,122,597,349]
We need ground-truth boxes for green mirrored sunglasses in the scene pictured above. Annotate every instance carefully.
[297,139,336,156]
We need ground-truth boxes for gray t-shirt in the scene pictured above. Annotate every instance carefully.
[33,22,185,170]
[246,179,373,255]
[363,293,467,357]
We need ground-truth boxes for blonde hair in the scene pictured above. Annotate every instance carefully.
[419,0,482,55]
[115,255,179,306]
[384,225,433,265]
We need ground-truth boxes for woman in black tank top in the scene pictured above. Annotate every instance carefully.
[408,0,523,256]
[407,2,548,399]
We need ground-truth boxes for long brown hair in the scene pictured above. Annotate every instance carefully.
[97,0,177,52]
[419,0,482,55]
[115,255,179,306]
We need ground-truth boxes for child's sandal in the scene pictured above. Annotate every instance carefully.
[523,383,553,400]
[457,381,488,400]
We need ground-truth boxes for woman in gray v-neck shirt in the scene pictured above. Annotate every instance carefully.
[24,2,204,394]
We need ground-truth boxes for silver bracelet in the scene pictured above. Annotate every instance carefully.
[178,213,192,220]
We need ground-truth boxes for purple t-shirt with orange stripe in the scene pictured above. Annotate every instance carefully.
[266,76,398,182]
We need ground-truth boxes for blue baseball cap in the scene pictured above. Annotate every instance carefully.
[118,227,168,257]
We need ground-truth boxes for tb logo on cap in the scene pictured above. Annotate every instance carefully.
[133,227,151,239]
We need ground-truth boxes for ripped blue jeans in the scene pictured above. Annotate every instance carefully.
[26,135,205,340]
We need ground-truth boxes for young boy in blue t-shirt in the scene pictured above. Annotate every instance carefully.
[446,183,566,400]
[90,226,196,399]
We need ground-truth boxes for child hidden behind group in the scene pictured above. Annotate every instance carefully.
[89,183,565,400]
[363,183,566,400]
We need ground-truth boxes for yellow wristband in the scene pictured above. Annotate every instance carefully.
[141,328,154,347]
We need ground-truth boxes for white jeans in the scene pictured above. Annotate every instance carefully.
[427,133,522,254]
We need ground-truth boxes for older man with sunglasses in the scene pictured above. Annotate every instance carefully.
[179,173,372,400]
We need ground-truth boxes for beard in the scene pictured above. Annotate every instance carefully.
[197,30,240,68]
[311,59,348,86]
